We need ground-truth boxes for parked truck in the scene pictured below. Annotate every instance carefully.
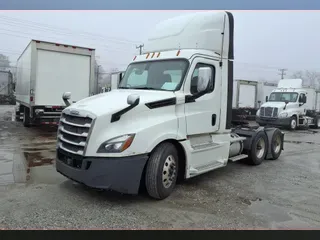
[56,11,284,200]
[256,78,320,130]
[15,40,96,127]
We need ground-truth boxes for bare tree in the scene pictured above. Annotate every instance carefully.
[291,70,320,88]
[0,54,10,71]
[291,70,304,79]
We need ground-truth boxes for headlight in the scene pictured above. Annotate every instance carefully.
[279,112,288,118]
[97,134,135,153]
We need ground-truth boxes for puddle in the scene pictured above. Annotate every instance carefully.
[21,142,56,183]
[248,199,292,222]
[23,151,55,168]
[284,140,319,145]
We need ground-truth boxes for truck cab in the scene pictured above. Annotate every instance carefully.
[56,11,284,200]
[256,79,320,130]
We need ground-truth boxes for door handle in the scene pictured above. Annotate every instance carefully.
[212,114,216,126]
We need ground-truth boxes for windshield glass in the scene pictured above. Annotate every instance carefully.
[269,92,298,102]
[119,60,189,91]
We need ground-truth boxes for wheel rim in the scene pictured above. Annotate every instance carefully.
[162,155,177,189]
[256,138,266,159]
[291,119,296,129]
[273,135,281,154]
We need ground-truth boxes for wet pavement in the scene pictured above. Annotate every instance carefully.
[0,105,320,229]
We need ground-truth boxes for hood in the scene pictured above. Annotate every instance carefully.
[66,89,176,116]
[261,101,286,108]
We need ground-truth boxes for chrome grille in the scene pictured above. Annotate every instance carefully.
[57,112,94,155]
[260,107,278,118]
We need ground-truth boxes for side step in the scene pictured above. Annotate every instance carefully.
[229,154,248,162]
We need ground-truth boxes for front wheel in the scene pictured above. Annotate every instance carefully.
[145,142,179,200]
[288,116,297,130]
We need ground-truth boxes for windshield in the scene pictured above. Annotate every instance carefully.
[119,60,189,91]
[269,92,298,102]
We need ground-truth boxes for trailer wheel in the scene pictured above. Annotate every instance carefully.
[23,107,31,127]
[269,129,283,160]
[247,131,268,165]
[145,142,179,200]
[288,116,297,130]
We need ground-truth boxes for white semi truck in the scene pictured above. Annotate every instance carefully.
[15,40,96,127]
[56,11,284,200]
[256,79,320,130]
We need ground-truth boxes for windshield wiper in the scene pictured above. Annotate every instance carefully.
[131,87,164,91]
[118,86,131,89]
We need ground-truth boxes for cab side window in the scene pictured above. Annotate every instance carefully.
[190,63,215,95]
[299,93,306,103]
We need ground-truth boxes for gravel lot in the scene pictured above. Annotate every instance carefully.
[0,105,320,229]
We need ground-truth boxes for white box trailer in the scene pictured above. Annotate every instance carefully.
[15,40,96,127]
[0,71,12,96]
[257,81,278,107]
[111,71,125,90]
[316,91,320,112]
[233,80,258,109]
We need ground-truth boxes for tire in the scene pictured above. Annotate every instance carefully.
[288,116,297,130]
[145,142,179,200]
[15,111,22,122]
[269,129,283,160]
[246,131,268,165]
[310,115,320,129]
[23,107,31,127]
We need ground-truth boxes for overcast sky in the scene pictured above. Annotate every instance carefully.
[0,11,318,82]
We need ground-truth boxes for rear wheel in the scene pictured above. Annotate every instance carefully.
[269,129,283,160]
[145,142,179,200]
[246,131,268,165]
[23,107,31,127]
[310,115,320,129]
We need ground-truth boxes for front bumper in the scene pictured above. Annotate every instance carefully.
[256,116,291,126]
[56,148,149,194]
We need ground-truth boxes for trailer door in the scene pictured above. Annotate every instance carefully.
[238,84,256,108]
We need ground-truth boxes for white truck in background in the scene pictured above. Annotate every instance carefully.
[256,78,320,130]
[56,11,284,200]
[232,79,277,122]
[15,40,96,127]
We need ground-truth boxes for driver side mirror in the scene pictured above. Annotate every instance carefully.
[62,92,71,100]
[197,67,212,93]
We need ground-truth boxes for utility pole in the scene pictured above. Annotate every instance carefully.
[96,65,101,94]
[136,44,144,55]
[278,68,287,79]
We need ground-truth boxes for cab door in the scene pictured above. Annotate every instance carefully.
[298,93,307,115]
[184,57,221,135]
